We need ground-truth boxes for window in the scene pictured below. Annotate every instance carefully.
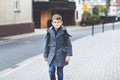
[14,0,20,12]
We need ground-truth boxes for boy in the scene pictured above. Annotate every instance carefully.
[44,14,73,80]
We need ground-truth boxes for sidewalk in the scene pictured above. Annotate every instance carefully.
[0,29,120,80]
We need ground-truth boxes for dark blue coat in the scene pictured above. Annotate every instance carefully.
[44,26,72,66]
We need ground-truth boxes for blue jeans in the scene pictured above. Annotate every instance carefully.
[49,64,64,80]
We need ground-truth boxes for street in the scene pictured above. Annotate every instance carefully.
[0,22,120,71]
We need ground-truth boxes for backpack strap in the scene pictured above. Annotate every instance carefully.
[46,27,51,46]
[63,29,72,37]
[46,26,53,42]
[63,27,72,47]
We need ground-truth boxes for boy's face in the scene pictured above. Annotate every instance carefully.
[52,19,63,30]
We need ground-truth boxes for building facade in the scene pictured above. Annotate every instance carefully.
[74,0,120,24]
[33,0,76,28]
[0,0,34,37]
[74,0,83,25]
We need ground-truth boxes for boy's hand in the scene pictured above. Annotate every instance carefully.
[65,56,70,62]
[45,58,48,61]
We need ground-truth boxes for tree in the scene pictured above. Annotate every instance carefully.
[92,5,100,16]
[92,5,107,16]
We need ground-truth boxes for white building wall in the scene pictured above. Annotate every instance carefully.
[0,0,32,25]
[74,0,83,25]
[108,0,118,16]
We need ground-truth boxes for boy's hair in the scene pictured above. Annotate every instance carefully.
[52,14,62,21]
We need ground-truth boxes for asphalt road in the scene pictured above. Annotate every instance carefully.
[0,23,120,71]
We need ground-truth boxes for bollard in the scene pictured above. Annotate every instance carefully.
[113,21,115,30]
[101,20,104,32]
[102,22,104,32]
[92,21,94,36]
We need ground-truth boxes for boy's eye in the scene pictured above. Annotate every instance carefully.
[53,22,61,23]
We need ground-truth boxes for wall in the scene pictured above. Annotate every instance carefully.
[74,0,83,25]
[0,0,34,37]
[0,0,32,25]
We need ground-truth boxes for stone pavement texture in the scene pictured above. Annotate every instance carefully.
[0,29,120,80]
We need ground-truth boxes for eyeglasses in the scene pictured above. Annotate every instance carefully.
[52,21,62,23]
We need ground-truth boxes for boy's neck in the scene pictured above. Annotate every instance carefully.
[55,28,58,31]
[54,26,61,31]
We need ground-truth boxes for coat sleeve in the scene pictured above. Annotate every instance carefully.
[65,30,73,56]
[43,32,50,58]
